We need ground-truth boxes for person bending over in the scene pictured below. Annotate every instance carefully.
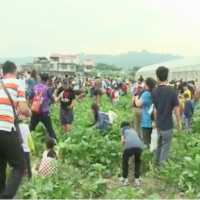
[119,121,143,187]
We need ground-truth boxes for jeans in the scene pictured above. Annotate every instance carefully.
[0,129,25,199]
[185,117,192,133]
[24,152,32,179]
[156,129,173,168]
[30,112,57,140]
[90,87,94,98]
[122,148,142,179]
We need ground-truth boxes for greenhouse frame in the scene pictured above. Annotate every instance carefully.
[135,56,200,81]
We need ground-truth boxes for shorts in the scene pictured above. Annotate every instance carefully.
[60,108,74,125]
[93,89,102,96]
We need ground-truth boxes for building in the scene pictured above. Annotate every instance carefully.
[83,57,94,73]
[135,56,200,81]
[21,63,34,72]
[49,54,61,75]
[49,54,78,75]
[20,54,94,75]
[59,55,78,74]
[33,57,50,73]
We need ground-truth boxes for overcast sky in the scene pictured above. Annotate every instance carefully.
[0,0,200,57]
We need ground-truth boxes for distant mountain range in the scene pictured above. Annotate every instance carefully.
[0,50,183,71]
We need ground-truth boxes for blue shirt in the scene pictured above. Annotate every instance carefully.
[27,77,37,95]
[95,111,110,130]
[140,91,152,128]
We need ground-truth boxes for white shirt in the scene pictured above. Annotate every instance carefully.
[141,82,145,88]
[19,78,27,91]
[19,123,30,152]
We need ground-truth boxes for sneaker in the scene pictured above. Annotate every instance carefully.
[134,178,141,187]
[119,177,129,186]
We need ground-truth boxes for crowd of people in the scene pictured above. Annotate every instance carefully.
[0,60,199,198]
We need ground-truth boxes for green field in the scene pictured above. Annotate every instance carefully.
[18,96,200,199]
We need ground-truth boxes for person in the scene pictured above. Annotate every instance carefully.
[135,78,156,146]
[132,86,144,138]
[120,81,128,97]
[26,69,37,100]
[56,78,75,133]
[19,73,27,92]
[152,66,181,168]
[18,111,35,180]
[191,81,199,111]
[111,86,119,106]
[89,103,110,130]
[93,74,102,105]
[33,138,58,176]
[182,82,191,100]
[0,61,32,199]
[119,122,143,187]
[183,93,194,133]
[28,73,57,140]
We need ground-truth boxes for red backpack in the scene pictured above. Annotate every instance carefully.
[31,85,48,113]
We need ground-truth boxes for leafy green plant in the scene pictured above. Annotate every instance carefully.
[18,96,200,199]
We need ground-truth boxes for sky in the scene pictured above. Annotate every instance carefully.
[0,0,200,57]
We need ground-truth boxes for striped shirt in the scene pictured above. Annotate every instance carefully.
[0,77,26,132]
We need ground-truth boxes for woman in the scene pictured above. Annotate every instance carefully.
[90,103,110,130]
[56,78,75,133]
[27,69,37,99]
[135,78,156,146]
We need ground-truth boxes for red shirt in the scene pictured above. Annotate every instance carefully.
[121,84,127,92]
[111,89,115,99]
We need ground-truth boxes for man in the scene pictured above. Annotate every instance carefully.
[93,74,102,105]
[152,66,181,168]
[0,61,32,199]
[28,73,57,140]
[56,78,75,133]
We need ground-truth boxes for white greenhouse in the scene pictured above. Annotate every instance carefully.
[135,56,200,81]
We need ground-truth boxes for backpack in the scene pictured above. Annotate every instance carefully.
[107,110,118,124]
[31,85,48,113]
[99,110,117,124]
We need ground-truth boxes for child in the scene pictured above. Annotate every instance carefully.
[35,138,58,176]
[120,82,127,96]
[119,121,143,187]
[111,87,119,106]
[183,93,194,133]
[18,112,35,180]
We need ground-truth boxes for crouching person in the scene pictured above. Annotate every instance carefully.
[90,103,110,130]
[33,138,58,176]
[119,121,143,187]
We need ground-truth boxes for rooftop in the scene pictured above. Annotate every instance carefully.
[137,56,200,73]
[60,55,77,59]
[50,54,61,58]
